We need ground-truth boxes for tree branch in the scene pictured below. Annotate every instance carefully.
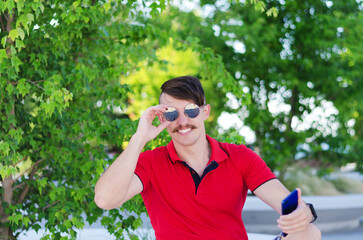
[12,181,27,191]
[0,14,5,32]
[68,134,84,140]
[5,12,16,56]
[42,201,61,212]
[13,157,43,183]
[16,159,44,204]
[12,155,28,168]
[26,80,45,90]
[10,80,45,86]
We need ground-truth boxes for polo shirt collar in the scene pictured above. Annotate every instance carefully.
[166,135,228,164]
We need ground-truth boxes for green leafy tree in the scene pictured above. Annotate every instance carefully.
[135,6,248,135]
[122,41,231,133]
[123,42,202,119]
[0,0,175,239]
[0,0,242,239]
[192,0,363,177]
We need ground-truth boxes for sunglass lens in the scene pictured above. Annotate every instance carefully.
[185,104,200,118]
[164,108,178,121]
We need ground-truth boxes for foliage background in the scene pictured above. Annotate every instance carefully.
[0,0,362,239]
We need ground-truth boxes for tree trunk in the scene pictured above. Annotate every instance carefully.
[0,176,14,240]
[1,103,15,239]
[1,7,16,230]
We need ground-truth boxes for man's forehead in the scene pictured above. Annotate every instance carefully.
[159,93,194,105]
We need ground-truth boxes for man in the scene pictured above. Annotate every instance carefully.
[94,76,321,240]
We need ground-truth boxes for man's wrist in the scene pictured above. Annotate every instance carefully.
[130,133,148,149]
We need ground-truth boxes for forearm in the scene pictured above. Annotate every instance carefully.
[94,133,146,209]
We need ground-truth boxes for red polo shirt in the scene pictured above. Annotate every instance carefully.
[135,135,276,240]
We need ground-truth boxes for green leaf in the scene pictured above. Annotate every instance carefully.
[151,2,162,16]
[64,219,72,228]
[72,1,80,8]
[27,13,34,23]
[1,36,7,48]
[17,78,31,97]
[23,216,30,228]
[8,213,23,226]
[11,56,22,72]
[255,1,266,12]
[69,15,77,23]
[10,45,17,56]
[4,0,15,12]
[0,164,16,179]
[38,178,48,195]
[132,218,142,229]
[71,217,84,229]
[266,7,278,17]
[33,224,41,233]
[9,29,19,41]
[16,0,25,13]
[0,49,7,63]
[6,84,14,95]
[17,28,25,40]
[0,141,10,156]
[103,2,111,12]
[15,39,25,51]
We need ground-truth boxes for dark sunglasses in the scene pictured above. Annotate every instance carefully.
[163,103,203,122]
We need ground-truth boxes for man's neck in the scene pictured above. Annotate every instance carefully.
[173,135,211,174]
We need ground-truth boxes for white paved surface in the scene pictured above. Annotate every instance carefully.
[19,226,363,240]
[19,229,274,240]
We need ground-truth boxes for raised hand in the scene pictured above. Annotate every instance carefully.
[134,105,171,144]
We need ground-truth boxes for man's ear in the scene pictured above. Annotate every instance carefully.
[203,104,211,120]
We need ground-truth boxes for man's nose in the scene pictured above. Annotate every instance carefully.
[176,111,188,125]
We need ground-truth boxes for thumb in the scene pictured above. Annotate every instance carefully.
[296,188,304,205]
[156,117,171,132]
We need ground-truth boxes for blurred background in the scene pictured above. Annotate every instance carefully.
[1,0,362,239]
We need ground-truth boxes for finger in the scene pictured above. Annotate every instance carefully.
[277,213,310,234]
[297,188,302,202]
[279,207,306,221]
[141,105,168,122]
[278,214,308,228]
[148,106,167,117]
[157,114,163,123]
[278,209,309,226]
[278,220,309,234]
[146,105,169,113]
[156,119,171,132]
[278,213,309,226]
[297,188,307,208]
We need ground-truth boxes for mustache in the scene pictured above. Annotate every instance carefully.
[172,125,197,133]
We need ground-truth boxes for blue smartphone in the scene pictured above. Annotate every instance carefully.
[281,189,298,237]
[282,189,298,215]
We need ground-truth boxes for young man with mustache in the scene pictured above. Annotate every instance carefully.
[94,76,321,240]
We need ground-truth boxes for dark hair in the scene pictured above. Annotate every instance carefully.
[160,76,206,106]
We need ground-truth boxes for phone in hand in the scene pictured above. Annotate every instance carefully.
[281,189,298,237]
[282,189,298,215]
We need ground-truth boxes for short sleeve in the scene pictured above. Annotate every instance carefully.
[134,150,152,193]
[241,146,276,192]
